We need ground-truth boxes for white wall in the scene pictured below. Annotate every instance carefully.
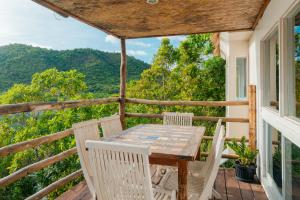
[220,32,251,138]
[249,0,299,198]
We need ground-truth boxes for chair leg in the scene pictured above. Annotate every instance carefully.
[155,166,161,176]
[212,188,222,199]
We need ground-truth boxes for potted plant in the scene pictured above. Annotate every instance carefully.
[227,136,259,182]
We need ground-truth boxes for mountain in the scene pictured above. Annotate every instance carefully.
[0,44,150,95]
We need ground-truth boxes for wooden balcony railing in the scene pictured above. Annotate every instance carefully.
[0,85,256,199]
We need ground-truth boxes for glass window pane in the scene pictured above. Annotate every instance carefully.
[294,12,300,118]
[236,57,247,98]
[268,125,282,193]
[265,31,280,110]
[284,138,300,199]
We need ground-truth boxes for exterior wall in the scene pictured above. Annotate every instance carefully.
[248,0,300,199]
[220,32,251,139]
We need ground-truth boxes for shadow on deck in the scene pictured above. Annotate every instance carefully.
[57,168,268,200]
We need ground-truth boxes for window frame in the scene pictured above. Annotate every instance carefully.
[236,56,248,99]
[260,5,300,199]
[262,25,280,112]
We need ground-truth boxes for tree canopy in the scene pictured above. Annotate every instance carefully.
[0,33,226,199]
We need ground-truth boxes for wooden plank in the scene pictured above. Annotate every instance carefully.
[238,179,254,200]
[125,113,249,123]
[248,85,257,150]
[214,168,227,200]
[0,97,119,115]
[119,38,127,129]
[0,129,74,157]
[250,182,268,200]
[126,98,249,107]
[56,181,92,200]
[26,169,83,200]
[178,160,188,200]
[149,157,177,166]
[0,147,77,187]
[102,124,205,160]
[54,169,268,200]
[201,152,239,159]
[225,169,243,200]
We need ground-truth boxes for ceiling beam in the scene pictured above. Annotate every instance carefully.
[252,0,271,29]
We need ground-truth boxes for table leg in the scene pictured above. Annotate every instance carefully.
[178,160,188,200]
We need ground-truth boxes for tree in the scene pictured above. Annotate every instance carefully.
[127,34,226,134]
[152,38,178,70]
[178,34,213,66]
[0,68,118,200]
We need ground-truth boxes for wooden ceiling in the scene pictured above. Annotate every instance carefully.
[33,0,269,39]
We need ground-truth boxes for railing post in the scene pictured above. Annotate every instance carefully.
[119,38,127,129]
[248,85,256,150]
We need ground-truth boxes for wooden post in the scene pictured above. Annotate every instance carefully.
[119,38,127,129]
[178,160,188,200]
[248,85,256,150]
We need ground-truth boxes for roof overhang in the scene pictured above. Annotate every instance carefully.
[33,0,270,39]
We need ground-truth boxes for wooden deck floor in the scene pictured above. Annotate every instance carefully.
[57,168,268,200]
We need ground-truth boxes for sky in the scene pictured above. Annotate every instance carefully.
[0,0,186,63]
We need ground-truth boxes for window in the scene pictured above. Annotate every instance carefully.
[236,57,247,99]
[293,11,300,119]
[261,5,300,200]
[284,138,300,199]
[267,125,282,195]
[264,30,280,110]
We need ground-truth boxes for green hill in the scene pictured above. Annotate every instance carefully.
[0,44,150,95]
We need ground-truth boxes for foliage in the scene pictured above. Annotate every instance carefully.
[227,136,259,166]
[0,44,149,95]
[0,69,118,200]
[127,34,225,152]
[0,33,226,199]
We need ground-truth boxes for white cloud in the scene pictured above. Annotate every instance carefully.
[105,35,119,44]
[128,40,151,47]
[157,36,186,41]
[127,50,147,56]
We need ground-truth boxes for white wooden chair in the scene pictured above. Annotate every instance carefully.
[85,140,177,200]
[158,112,194,176]
[72,119,100,200]
[99,115,123,138]
[188,119,222,177]
[159,125,225,200]
[163,112,194,126]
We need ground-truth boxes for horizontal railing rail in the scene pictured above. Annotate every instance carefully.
[126,98,249,107]
[125,113,249,123]
[25,169,83,200]
[0,96,254,198]
[0,97,119,115]
[0,129,74,157]
[0,147,77,187]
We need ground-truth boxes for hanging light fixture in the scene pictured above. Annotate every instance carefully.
[147,0,159,5]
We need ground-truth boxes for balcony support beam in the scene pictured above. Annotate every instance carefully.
[119,38,127,129]
[248,85,257,150]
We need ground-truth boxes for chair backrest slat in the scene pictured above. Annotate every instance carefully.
[100,115,123,138]
[72,119,100,199]
[200,125,225,200]
[86,140,154,200]
[163,112,194,126]
[206,119,222,162]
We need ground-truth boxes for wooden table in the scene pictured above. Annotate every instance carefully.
[102,124,205,200]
